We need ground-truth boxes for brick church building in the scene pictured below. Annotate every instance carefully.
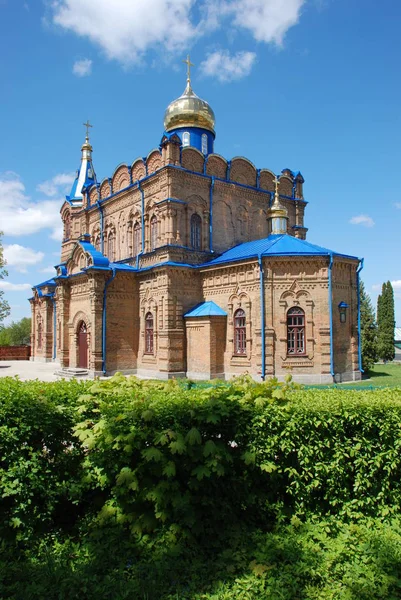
[30,61,363,383]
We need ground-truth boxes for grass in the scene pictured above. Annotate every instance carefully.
[327,363,401,389]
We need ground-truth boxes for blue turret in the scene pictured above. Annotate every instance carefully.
[66,123,97,206]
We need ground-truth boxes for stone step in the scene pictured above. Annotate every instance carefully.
[54,367,90,379]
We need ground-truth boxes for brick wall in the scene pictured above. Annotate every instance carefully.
[0,345,31,360]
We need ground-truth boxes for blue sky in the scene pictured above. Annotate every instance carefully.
[1,0,400,324]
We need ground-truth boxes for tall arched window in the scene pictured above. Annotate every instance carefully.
[234,309,246,355]
[190,213,202,250]
[287,307,305,355]
[133,222,141,256]
[145,312,154,354]
[64,214,71,240]
[108,233,115,261]
[201,133,208,155]
[182,132,190,147]
[37,322,42,349]
[150,216,157,251]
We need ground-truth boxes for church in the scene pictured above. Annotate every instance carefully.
[29,59,363,383]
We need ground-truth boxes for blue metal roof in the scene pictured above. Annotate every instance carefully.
[184,301,227,318]
[34,278,56,289]
[202,234,359,267]
[79,240,110,268]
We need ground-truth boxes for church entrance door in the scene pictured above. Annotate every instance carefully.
[78,321,88,369]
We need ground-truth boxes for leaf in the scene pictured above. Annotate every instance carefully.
[186,427,202,445]
[203,440,216,457]
[116,467,136,486]
[142,447,163,462]
[192,465,211,481]
[242,451,256,465]
[272,388,284,400]
[163,461,176,477]
[142,409,154,422]
[260,462,277,473]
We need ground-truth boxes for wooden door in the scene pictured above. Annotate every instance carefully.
[78,322,88,369]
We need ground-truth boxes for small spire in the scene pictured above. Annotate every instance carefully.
[269,175,288,235]
[83,120,93,142]
[81,120,93,156]
[183,54,194,84]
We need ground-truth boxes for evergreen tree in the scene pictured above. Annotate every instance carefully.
[360,280,378,371]
[0,232,10,324]
[377,281,395,362]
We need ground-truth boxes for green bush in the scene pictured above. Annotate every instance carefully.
[2,375,401,598]
[0,377,90,541]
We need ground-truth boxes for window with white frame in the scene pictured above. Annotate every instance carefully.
[182,132,190,147]
[201,134,208,155]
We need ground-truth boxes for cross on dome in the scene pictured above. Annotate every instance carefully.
[183,54,194,83]
[83,120,93,140]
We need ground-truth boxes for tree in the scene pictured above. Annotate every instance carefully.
[377,281,395,362]
[0,232,10,324]
[360,280,378,372]
[0,317,31,346]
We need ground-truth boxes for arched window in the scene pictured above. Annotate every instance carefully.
[108,233,115,261]
[64,214,71,240]
[150,216,157,251]
[145,312,154,354]
[234,309,246,355]
[190,213,202,251]
[287,307,305,355]
[182,132,190,147]
[37,322,42,349]
[201,133,208,155]
[133,222,141,256]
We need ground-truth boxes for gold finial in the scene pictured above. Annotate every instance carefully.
[183,54,194,83]
[273,176,280,203]
[83,120,93,140]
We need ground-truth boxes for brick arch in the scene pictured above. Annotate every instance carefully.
[182,147,205,173]
[89,185,99,205]
[206,154,227,179]
[278,175,293,197]
[259,169,276,192]
[146,149,162,174]
[230,157,257,187]
[71,310,91,332]
[99,178,111,199]
[279,285,314,360]
[112,164,130,192]
[131,158,146,181]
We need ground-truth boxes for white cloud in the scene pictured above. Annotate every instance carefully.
[0,172,63,238]
[3,245,44,273]
[50,0,305,65]
[230,0,305,45]
[73,58,93,77]
[39,266,57,274]
[37,172,75,197]
[349,215,375,228]
[200,50,256,82]
[394,202,401,209]
[0,281,32,292]
[391,280,401,290]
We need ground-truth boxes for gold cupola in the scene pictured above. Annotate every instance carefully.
[268,177,289,235]
[164,56,215,134]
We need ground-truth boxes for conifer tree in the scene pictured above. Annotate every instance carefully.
[377,281,395,362]
[0,232,10,324]
[360,280,378,371]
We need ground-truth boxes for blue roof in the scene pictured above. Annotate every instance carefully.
[202,234,359,267]
[34,278,56,289]
[79,240,110,268]
[184,301,227,318]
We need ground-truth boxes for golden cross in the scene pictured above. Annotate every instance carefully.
[183,54,194,82]
[83,120,93,138]
[273,176,280,194]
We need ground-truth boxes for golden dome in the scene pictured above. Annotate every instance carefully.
[164,80,215,134]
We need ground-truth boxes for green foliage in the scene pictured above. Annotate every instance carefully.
[2,375,401,598]
[0,231,10,324]
[359,280,378,371]
[0,377,90,542]
[0,317,31,346]
[377,281,395,362]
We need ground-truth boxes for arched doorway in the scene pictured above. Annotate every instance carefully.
[78,321,88,369]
